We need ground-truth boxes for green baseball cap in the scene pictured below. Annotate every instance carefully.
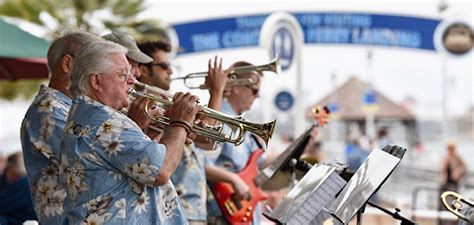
[102,31,153,64]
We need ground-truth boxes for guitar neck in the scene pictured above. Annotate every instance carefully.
[254,124,317,187]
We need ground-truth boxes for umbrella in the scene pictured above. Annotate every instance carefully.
[0,19,50,80]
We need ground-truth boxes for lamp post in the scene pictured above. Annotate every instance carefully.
[364,49,376,140]
[438,0,449,139]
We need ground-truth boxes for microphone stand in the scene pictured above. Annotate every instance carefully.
[366,200,416,225]
[356,204,366,225]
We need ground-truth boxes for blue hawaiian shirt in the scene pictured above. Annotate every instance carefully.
[59,95,188,225]
[207,99,265,225]
[20,85,71,225]
[170,144,209,222]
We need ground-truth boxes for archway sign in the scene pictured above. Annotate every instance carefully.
[169,12,473,55]
[167,12,472,136]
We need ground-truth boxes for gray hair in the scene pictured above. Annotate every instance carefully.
[69,41,127,97]
[47,29,102,76]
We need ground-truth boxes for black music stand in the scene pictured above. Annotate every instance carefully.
[328,144,416,225]
[259,125,315,182]
[264,144,416,225]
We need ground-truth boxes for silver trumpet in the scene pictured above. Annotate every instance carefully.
[129,81,276,146]
[441,191,473,222]
[172,55,280,89]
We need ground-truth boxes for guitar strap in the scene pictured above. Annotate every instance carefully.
[250,133,264,149]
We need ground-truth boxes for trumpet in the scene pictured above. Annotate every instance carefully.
[129,81,276,146]
[441,191,473,222]
[172,55,281,89]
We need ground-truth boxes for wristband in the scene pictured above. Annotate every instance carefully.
[167,120,192,135]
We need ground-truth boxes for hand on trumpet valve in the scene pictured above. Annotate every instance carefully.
[168,92,204,130]
[144,106,166,140]
[127,96,152,130]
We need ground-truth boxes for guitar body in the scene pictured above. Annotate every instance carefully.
[214,149,268,225]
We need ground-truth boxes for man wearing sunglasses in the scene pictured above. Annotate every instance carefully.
[102,31,161,133]
[136,40,236,225]
[137,40,173,91]
[205,61,268,225]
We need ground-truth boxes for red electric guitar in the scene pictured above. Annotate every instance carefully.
[213,106,330,224]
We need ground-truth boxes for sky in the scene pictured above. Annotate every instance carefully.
[0,0,473,155]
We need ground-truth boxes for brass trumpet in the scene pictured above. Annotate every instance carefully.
[172,55,281,89]
[441,191,473,222]
[129,81,276,146]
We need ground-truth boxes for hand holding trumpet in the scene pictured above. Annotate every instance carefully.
[205,55,230,95]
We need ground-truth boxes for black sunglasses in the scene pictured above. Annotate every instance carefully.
[150,62,171,70]
[245,86,259,96]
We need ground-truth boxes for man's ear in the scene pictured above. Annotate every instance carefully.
[139,64,149,78]
[89,74,102,91]
[61,54,74,74]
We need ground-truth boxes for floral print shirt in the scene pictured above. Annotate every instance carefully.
[20,85,71,225]
[59,95,188,225]
[170,144,209,221]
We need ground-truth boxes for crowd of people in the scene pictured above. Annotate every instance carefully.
[0,28,471,225]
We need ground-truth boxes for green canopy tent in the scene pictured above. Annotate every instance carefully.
[0,19,50,80]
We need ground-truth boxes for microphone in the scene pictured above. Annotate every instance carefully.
[289,158,313,173]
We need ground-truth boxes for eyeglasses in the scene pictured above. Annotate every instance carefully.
[150,62,171,70]
[115,65,132,82]
[245,86,259,96]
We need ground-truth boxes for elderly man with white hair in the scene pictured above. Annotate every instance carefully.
[59,40,201,224]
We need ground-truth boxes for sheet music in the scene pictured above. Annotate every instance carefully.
[309,209,343,225]
[267,164,346,225]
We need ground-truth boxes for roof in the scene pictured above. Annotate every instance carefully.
[306,77,415,121]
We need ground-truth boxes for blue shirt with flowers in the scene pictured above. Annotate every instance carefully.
[59,95,188,225]
[170,144,209,221]
[20,85,71,225]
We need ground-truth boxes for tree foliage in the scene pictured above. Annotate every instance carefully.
[0,0,169,100]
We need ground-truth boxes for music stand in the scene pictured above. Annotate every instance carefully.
[259,125,315,181]
[327,144,409,224]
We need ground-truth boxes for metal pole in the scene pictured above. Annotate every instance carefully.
[295,44,305,137]
[365,50,376,139]
[441,55,449,139]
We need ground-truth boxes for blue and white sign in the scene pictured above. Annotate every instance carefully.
[272,27,295,71]
[171,12,443,55]
[274,91,294,111]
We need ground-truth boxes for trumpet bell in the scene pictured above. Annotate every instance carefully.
[172,55,280,89]
[241,119,276,146]
[128,84,276,147]
[441,191,474,222]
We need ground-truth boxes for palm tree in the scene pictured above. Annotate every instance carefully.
[0,0,169,100]
[0,0,168,37]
